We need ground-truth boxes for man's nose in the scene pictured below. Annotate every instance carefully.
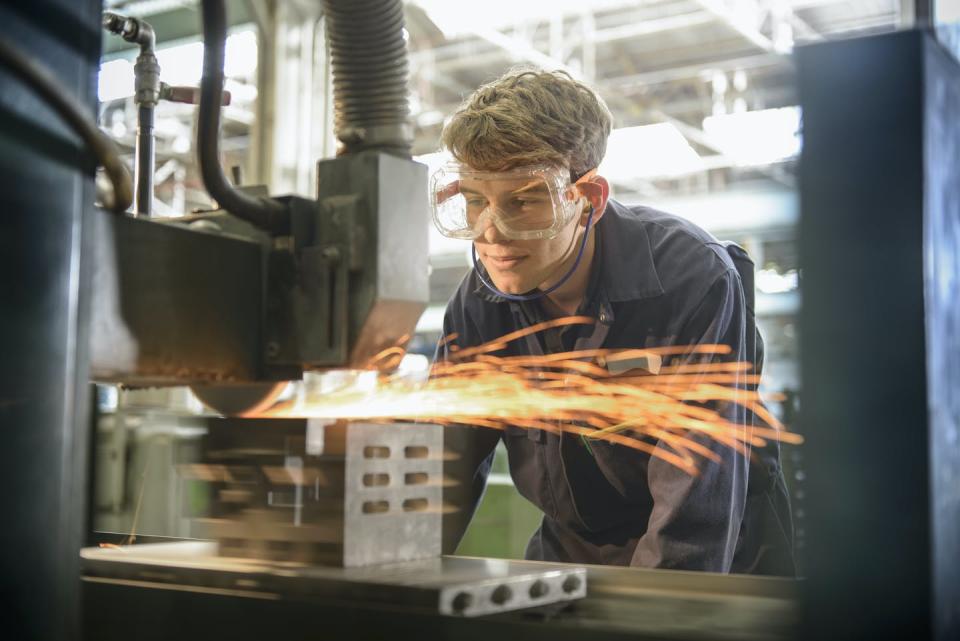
[477,210,508,244]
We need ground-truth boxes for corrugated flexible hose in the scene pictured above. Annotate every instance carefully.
[322,0,413,157]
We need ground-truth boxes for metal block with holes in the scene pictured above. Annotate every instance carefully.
[341,421,443,566]
[188,418,442,567]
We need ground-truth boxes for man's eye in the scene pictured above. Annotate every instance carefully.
[512,198,543,207]
[465,198,486,207]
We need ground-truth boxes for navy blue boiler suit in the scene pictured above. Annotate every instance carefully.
[437,200,795,574]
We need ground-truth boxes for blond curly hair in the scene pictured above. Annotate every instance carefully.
[440,67,613,180]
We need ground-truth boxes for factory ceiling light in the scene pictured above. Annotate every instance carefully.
[701,105,801,166]
[599,123,704,181]
[410,0,636,38]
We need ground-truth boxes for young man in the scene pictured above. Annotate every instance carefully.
[433,69,794,574]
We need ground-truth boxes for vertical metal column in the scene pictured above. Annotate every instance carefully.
[798,29,960,641]
[0,2,99,639]
[922,32,960,641]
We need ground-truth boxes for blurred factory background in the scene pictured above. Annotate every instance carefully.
[93,0,903,562]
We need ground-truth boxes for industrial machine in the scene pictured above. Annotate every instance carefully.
[0,0,595,635]
[81,0,590,623]
[86,0,434,560]
[2,0,957,639]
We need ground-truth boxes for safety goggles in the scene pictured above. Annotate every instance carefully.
[429,163,591,241]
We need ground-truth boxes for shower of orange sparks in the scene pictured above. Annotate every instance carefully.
[252,316,802,475]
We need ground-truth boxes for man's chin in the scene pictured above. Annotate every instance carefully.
[489,277,535,296]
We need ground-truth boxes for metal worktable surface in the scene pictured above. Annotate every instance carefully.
[81,542,797,640]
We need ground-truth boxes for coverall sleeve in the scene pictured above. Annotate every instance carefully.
[631,268,751,571]
[433,308,501,555]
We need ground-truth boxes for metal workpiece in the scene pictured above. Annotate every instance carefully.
[571,565,797,640]
[341,421,442,567]
[80,542,800,639]
[191,420,443,567]
[81,542,587,620]
[437,565,586,617]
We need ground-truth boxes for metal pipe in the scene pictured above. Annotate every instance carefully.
[135,105,155,216]
[103,12,155,51]
[132,42,158,217]
[104,12,160,217]
[0,37,133,213]
[199,0,287,230]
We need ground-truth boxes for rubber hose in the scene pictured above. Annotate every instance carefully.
[199,0,287,230]
[0,37,133,213]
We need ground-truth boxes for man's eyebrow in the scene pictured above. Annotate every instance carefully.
[511,181,550,195]
[459,186,484,196]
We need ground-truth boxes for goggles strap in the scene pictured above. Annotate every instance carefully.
[471,206,596,302]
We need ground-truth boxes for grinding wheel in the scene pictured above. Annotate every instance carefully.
[191,381,289,416]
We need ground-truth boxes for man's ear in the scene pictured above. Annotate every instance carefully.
[577,175,610,225]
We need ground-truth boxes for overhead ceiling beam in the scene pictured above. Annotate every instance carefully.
[409,11,718,71]
[415,51,795,120]
[789,13,824,42]
[459,27,583,78]
[691,0,778,52]
[602,51,787,91]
